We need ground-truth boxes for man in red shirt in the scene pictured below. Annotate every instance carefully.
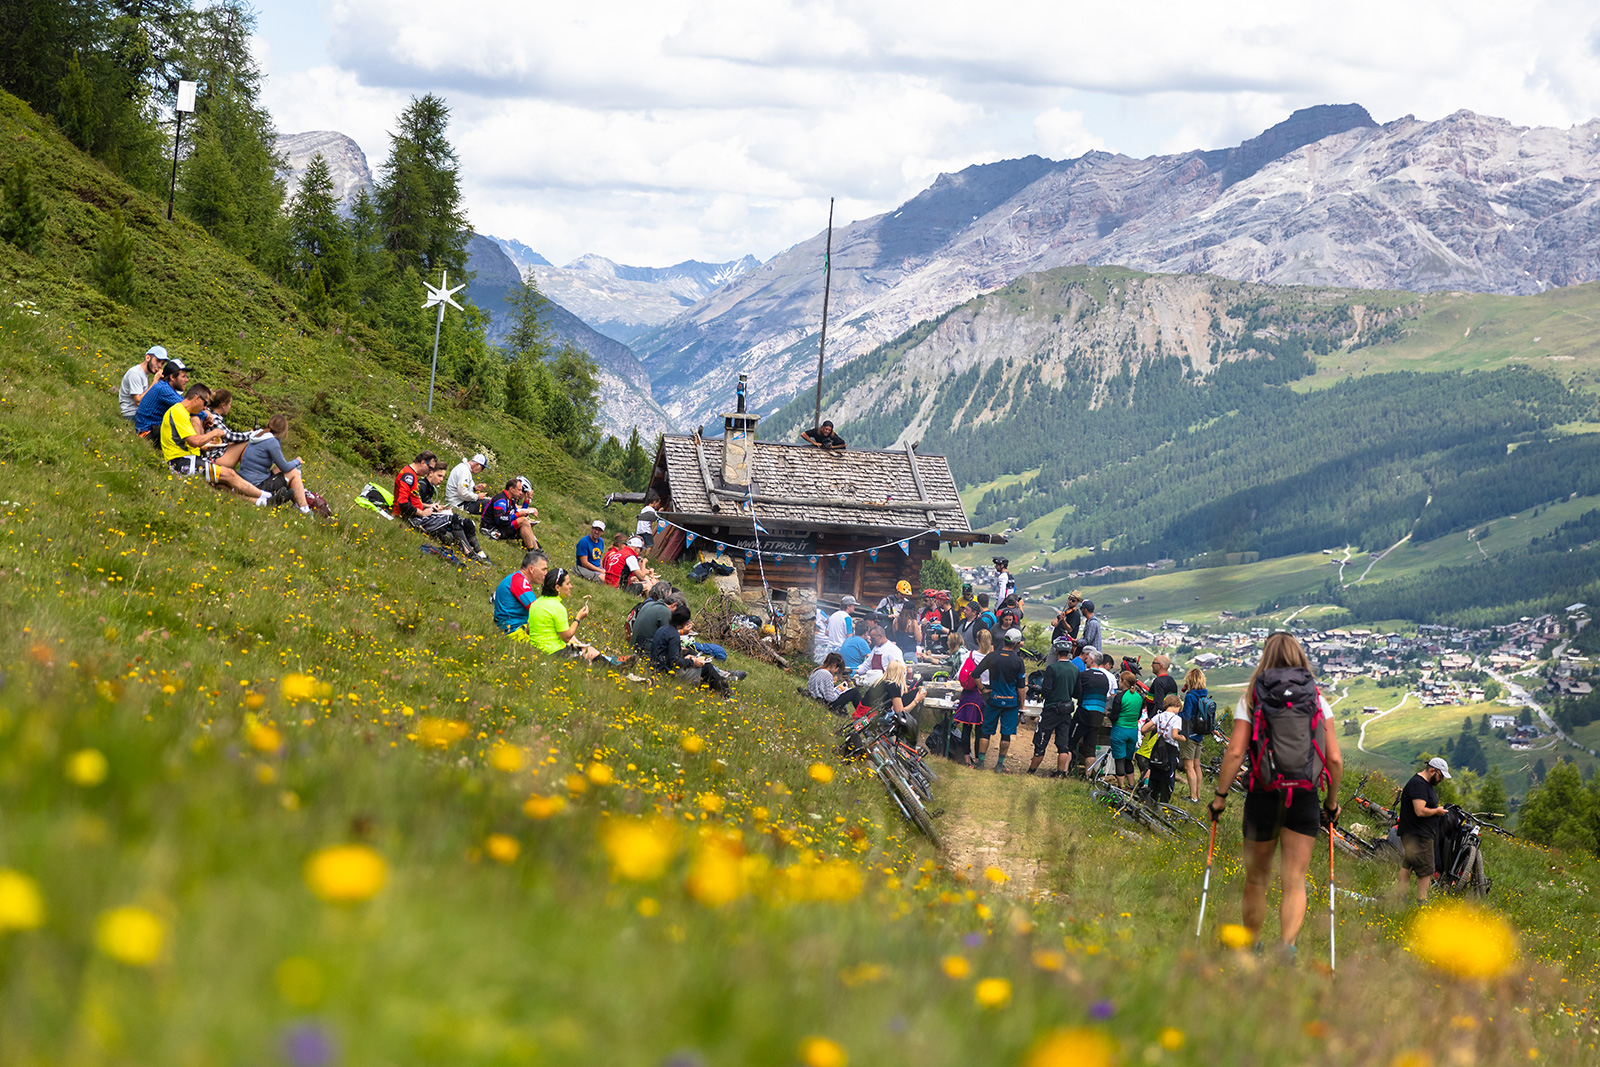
[395,450,488,561]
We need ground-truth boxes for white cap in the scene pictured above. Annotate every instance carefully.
[471,453,487,466]
[627,536,644,548]
[146,344,168,360]
[1427,757,1451,779]
[840,595,857,607]
[1003,628,1023,644]
[591,519,606,531]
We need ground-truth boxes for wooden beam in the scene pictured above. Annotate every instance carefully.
[702,487,962,511]
[904,441,938,527]
[690,433,722,513]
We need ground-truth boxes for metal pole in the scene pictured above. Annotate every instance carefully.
[813,197,834,433]
[166,111,184,221]
[427,303,443,413]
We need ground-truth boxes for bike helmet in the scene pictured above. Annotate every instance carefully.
[1052,635,1076,653]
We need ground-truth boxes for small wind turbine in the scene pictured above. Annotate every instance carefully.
[422,269,466,413]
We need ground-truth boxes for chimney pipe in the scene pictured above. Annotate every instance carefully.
[722,375,759,490]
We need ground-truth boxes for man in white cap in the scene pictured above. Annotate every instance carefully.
[575,519,607,582]
[119,345,166,421]
[446,453,490,514]
[825,595,857,650]
[1397,757,1451,904]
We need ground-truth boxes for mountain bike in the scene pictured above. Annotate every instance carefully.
[1089,780,1173,836]
[837,709,940,844]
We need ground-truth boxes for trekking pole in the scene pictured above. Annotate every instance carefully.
[1327,811,1337,971]
[1196,814,1218,940]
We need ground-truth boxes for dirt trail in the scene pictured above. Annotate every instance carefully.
[934,754,1077,902]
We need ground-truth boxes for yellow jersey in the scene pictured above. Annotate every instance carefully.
[160,402,199,463]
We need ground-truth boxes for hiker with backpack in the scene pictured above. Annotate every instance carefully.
[1179,667,1216,803]
[1208,633,1344,957]
[1080,600,1103,650]
[1139,695,1184,801]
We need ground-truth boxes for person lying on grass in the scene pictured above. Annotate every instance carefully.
[521,567,633,667]
[159,384,275,506]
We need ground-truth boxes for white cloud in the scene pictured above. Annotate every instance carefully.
[257,0,1600,266]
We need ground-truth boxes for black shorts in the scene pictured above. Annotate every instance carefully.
[1034,703,1072,756]
[1401,834,1436,877]
[1242,788,1321,842]
[1068,708,1098,756]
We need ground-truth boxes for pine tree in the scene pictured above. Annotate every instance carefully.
[0,159,48,254]
[1478,713,1489,735]
[302,265,330,327]
[622,426,650,490]
[596,435,625,478]
[1478,767,1507,814]
[92,206,137,304]
[345,189,390,316]
[287,153,351,306]
[375,93,468,277]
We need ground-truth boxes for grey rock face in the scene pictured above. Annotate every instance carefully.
[640,106,1600,426]
[462,236,672,437]
[531,254,759,346]
[276,131,375,211]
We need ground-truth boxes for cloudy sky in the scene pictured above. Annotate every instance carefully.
[257,0,1600,268]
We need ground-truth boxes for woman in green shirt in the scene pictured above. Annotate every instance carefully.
[523,568,632,666]
[1109,671,1146,791]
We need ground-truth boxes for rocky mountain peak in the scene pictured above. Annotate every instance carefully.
[276,131,374,211]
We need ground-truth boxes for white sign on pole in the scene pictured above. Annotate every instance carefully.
[176,80,197,113]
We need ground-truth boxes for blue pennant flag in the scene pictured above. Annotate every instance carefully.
[753,519,768,534]
[657,520,668,532]
[898,539,910,555]
[839,556,848,570]
[744,550,755,564]
[808,555,819,570]
[868,548,878,563]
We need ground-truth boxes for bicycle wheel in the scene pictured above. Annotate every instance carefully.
[882,760,940,844]
[1466,847,1489,896]
[1156,801,1207,832]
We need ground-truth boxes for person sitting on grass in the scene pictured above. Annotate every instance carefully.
[196,389,254,468]
[651,603,744,691]
[859,660,925,742]
[446,453,490,515]
[394,451,489,562]
[159,384,275,505]
[238,415,314,514]
[575,520,607,582]
[603,533,655,594]
[119,345,166,422]
[806,651,859,716]
[482,477,541,549]
[523,567,633,666]
[135,356,190,439]
[493,550,549,635]
[630,581,676,652]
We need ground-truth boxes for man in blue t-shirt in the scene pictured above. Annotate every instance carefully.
[575,519,606,583]
[492,551,548,633]
[838,633,871,672]
[134,358,190,435]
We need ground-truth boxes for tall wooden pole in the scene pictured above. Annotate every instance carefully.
[813,198,834,433]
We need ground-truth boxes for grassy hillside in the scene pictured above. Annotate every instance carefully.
[7,90,1600,1065]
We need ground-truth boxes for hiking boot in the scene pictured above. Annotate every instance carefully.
[728,670,748,681]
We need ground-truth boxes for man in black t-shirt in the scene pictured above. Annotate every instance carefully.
[1145,655,1178,720]
[1397,757,1450,903]
[801,420,847,449]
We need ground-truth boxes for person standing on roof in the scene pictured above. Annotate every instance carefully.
[447,454,490,515]
[801,420,846,449]
[1397,758,1451,905]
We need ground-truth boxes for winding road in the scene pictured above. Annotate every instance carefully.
[1485,641,1594,757]
[1358,693,1416,755]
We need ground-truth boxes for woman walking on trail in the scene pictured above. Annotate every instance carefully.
[1210,633,1343,957]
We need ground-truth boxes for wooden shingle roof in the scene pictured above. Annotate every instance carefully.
[658,434,978,535]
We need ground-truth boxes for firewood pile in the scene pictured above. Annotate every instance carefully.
[696,591,790,668]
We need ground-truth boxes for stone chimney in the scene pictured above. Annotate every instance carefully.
[722,374,759,490]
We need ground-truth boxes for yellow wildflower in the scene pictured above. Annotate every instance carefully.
[416,718,469,748]
[799,1036,847,1067]
[808,763,835,783]
[247,722,284,754]
[1025,1028,1118,1067]
[1411,903,1517,979]
[1032,949,1065,971]
[1390,1053,1433,1067]
[587,763,614,785]
[281,674,318,703]
[697,792,725,814]
[485,834,521,864]
[604,818,678,881]
[489,744,527,772]
[681,733,705,754]
[984,865,1009,884]
[1159,1027,1184,1051]
[1219,923,1254,949]
[0,870,45,930]
[304,845,387,902]
[974,977,1012,1008]
[941,954,972,979]
[64,748,109,787]
[523,794,567,819]
[96,906,166,966]
[686,835,749,907]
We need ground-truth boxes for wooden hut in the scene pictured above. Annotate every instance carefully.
[644,385,1002,635]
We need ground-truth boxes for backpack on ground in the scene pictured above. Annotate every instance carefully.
[1189,692,1218,737]
[355,483,394,519]
[1247,666,1327,801]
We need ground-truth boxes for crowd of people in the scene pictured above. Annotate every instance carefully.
[120,345,330,515]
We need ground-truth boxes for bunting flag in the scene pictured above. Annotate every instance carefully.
[809,555,819,569]
[898,539,910,555]
[685,532,696,547]
[840,557,848,570]
[868,548,878,563]
[657,520,668,532]
[744,550,755,564]
[653,519,947,563]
